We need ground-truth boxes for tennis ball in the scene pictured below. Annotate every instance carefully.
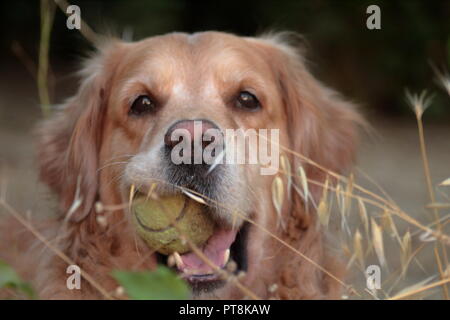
[132,194,215,255]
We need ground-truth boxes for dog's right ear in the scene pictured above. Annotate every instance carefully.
[36,40,125,222]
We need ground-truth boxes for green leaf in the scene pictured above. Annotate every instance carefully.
[112,266,190,300]
[0,260,21,287]
[0,260,36,299]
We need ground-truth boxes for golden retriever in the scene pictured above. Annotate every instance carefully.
[1,31,362,299]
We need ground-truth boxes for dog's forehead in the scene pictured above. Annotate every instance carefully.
[121,32,272,87]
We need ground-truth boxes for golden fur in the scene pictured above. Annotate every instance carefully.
[0,31,362,299]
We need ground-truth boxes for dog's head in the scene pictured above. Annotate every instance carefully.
[37,32,361,298]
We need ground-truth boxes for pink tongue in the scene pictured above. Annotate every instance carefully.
[179,228,237,274]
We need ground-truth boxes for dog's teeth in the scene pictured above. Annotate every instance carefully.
[167,254,176,267]
[226,260,237,273]
[173,251,184,269]
[223,249,230,266]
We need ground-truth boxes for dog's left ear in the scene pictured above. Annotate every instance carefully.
[36,40,125,222]
[250,34,364,204]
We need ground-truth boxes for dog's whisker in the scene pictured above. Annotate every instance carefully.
[104,154,136,162]
[206,149,225,176]
[133,229,141,258]
[105,172,126,189]
[96,161,129,173]
[103,215,128,234]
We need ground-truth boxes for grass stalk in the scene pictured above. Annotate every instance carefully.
[38,0,55,117]
[412,92,449,299]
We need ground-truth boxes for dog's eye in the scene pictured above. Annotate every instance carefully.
[129,95,156,116]
[236,91,261,111]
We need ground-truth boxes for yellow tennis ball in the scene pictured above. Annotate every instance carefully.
[132,194,215,255]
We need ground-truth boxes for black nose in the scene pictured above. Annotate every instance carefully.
[164,119,220,152]
[163,119,224,194]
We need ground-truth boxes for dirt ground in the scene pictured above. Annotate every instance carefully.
[1,64,449,299]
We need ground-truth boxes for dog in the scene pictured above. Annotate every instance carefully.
[0,31,362,299]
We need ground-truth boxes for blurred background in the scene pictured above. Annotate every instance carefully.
[0,0,449,299]
[1,0,450,117]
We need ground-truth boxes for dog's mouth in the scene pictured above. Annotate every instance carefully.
[157,221,249,293]
[130,190,249,293]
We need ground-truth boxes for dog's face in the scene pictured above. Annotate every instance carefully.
[100,33,291,294]
[38,32,361,299]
